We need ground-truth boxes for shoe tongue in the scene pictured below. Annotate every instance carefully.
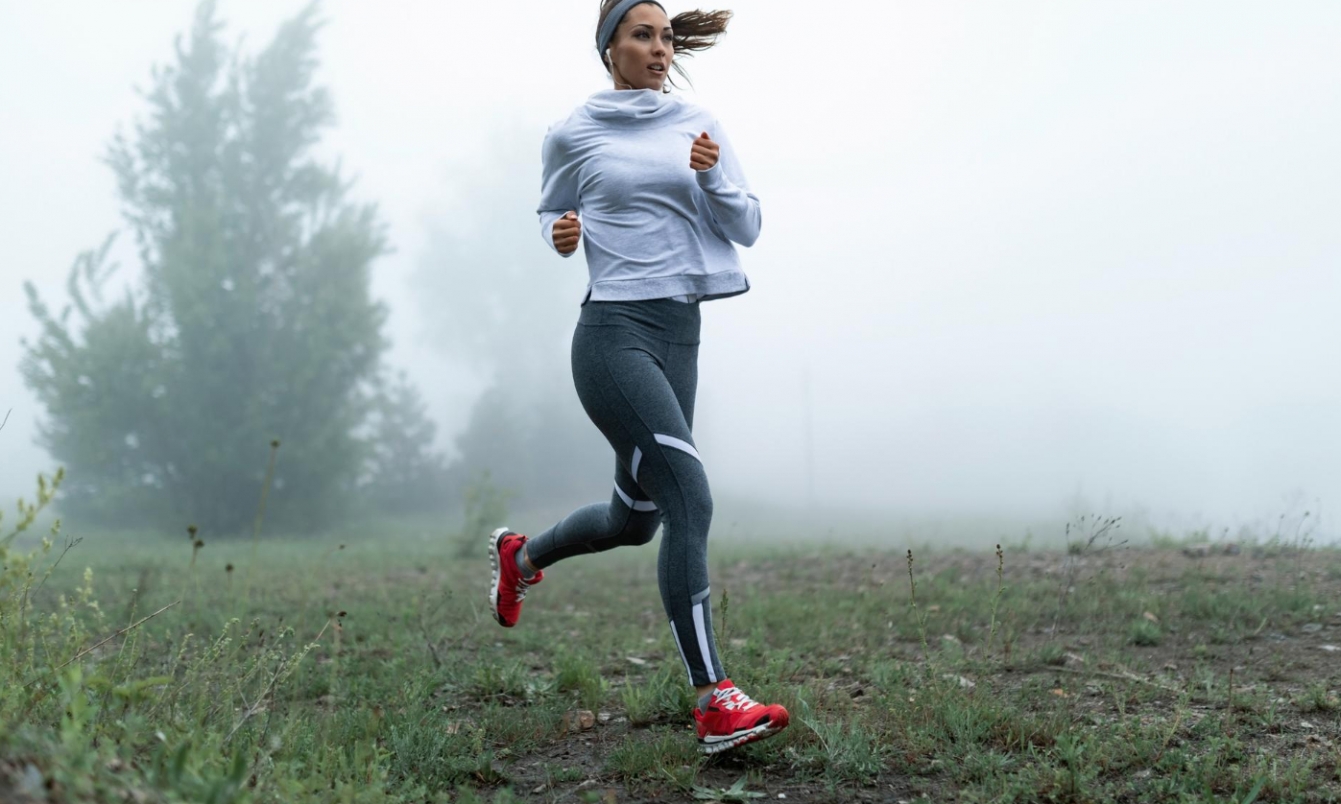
[715,682,753,704]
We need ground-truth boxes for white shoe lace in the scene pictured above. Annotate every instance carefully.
[504,536,538,602]
[712,685,761,712]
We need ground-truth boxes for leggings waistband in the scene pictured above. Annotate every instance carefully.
[577,298,702,345]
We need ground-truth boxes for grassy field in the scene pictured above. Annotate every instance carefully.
[3,500,1340,803]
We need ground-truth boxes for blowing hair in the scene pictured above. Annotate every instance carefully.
[597,0,732,90]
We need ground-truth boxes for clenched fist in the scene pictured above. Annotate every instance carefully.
[553,211,581,255]
[690,131,720,172]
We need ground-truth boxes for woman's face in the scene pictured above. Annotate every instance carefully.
[608,3,674,91]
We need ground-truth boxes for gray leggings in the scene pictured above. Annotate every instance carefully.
[526,299,723,687]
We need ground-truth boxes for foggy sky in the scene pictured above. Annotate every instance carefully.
[2,1,1338,541]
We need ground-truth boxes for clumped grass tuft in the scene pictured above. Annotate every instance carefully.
[796,705,888,785]
[554,651,605,710]
[622,663,693,726]
[1294,683,1340,713]
[1129,618,1163,646]
[468,660,533,702]
[605,729,701,790]
[385,716,504,792]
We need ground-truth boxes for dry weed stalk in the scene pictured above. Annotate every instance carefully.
[906,549,930,664]
[986,544,1006,659]
[248,439,281,581]
[24,599,181,688]
[1052,515,1126,638]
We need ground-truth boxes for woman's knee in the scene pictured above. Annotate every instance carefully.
[617,510,661,546]
[681,467,714,530]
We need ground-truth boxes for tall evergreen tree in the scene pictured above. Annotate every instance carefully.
[21,2,406,532]
[359,369,451,514]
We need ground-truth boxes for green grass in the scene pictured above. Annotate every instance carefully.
[3,491,1341,802]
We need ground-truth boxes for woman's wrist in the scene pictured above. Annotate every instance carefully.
[695,160,725,191]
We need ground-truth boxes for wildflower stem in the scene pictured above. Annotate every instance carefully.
[907,550,930,665]
[986,544,1005,659]
[248,440,281,588]
[27,599,181,687]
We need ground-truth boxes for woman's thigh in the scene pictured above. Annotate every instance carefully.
[571,326,695,484]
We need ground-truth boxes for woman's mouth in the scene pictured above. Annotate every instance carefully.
[648,64,666,75]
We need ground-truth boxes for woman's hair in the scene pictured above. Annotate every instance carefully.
[597,0,733,90]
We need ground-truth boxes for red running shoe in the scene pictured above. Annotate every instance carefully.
[488,527,542,628]
[694,679,790,755]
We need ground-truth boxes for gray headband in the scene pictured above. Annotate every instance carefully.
[597,0,667,57]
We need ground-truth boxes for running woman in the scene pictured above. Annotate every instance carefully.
[487,0,788,755]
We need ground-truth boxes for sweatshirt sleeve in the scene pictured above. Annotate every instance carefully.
[694,119,762,248]
[537,125,580,257]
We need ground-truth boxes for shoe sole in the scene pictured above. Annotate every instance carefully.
[698,718,789,755]
[487,526,511,628]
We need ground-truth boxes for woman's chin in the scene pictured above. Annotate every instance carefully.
[615,75,664,92]
[631,75,665,92]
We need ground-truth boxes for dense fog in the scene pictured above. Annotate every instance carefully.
[2,1,1337,543]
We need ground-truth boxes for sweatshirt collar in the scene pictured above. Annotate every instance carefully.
[585,88,684,123]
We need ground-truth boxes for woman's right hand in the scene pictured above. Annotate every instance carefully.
[553,211,581,255]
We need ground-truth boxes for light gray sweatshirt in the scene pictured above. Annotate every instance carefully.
[537,89,761,303]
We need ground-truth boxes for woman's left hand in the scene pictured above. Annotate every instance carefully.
[690,132,720,172]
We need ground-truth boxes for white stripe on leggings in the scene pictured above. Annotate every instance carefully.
[654,434,701,462]
[613,482,657,512]
[692,602,717,683]
[631,447,643,481]
[669,620,695,684]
